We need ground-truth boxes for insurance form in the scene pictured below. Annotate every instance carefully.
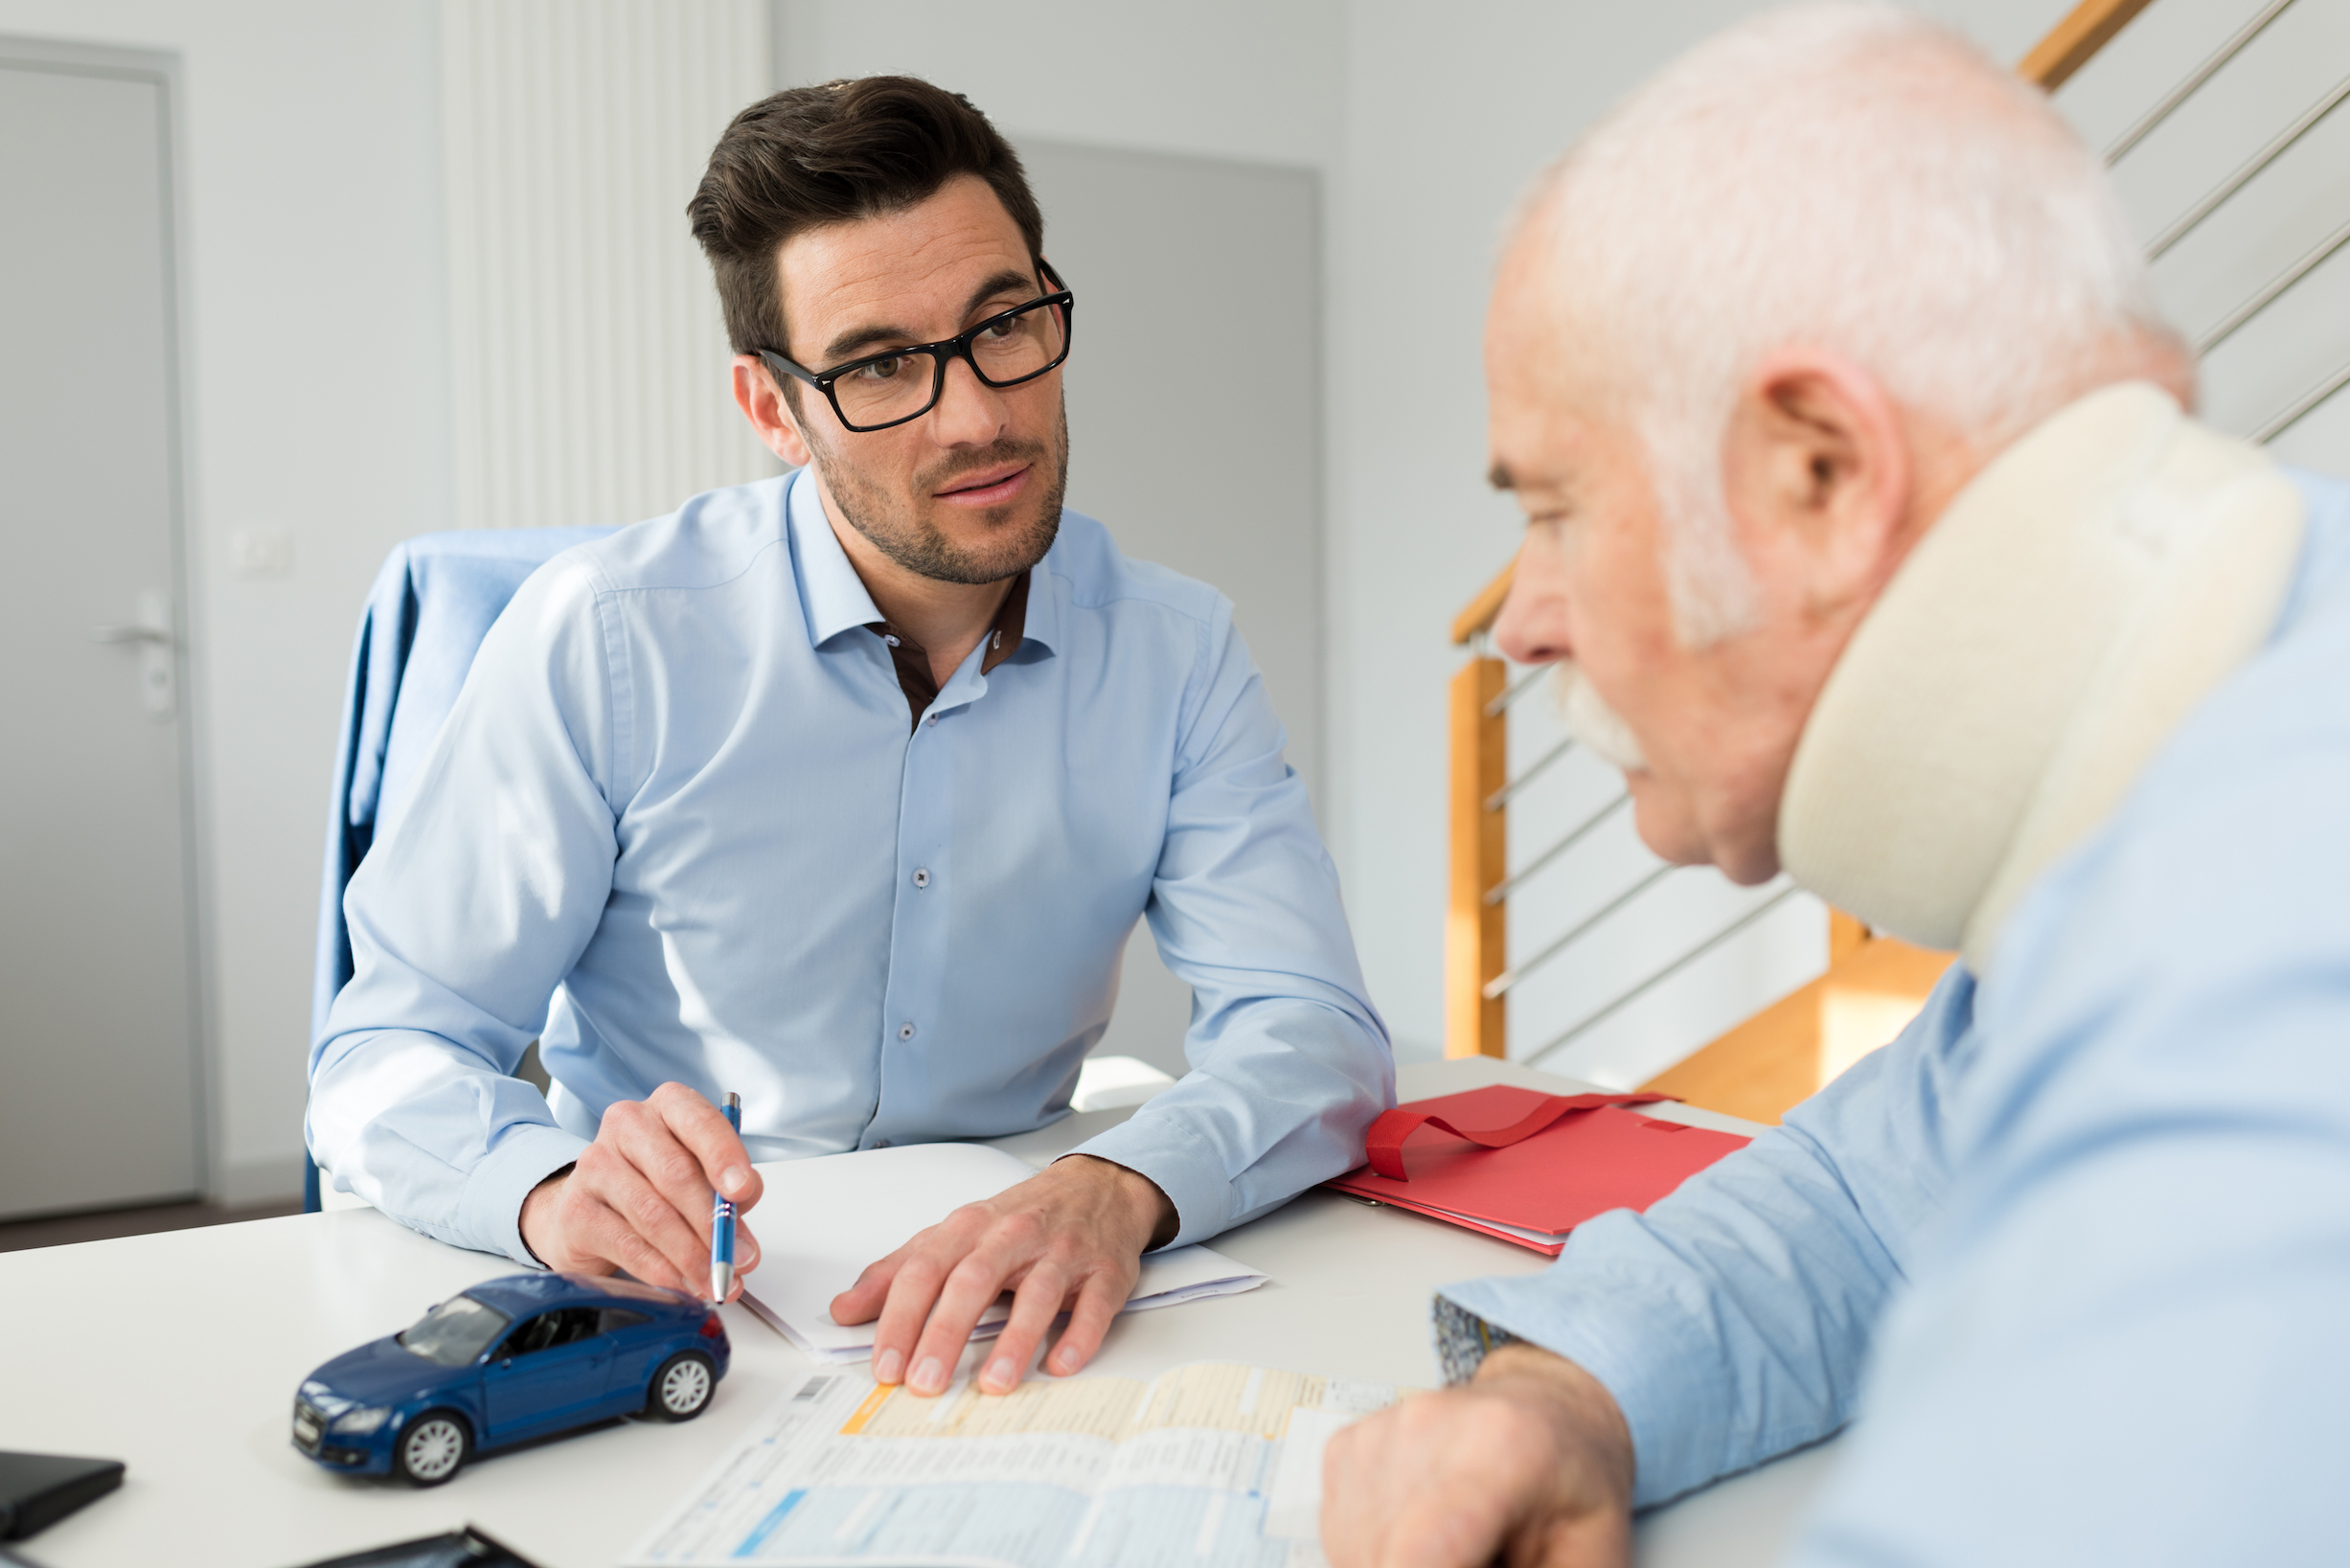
[627,1361,1401,1567]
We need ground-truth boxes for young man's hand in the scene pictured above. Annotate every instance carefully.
[1322,1344,1635,1568]
[518,1081,763,1299]
[830,1153,1176,1396]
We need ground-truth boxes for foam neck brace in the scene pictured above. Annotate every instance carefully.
[1777,381,2305,973]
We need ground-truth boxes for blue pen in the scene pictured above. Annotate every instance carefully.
[710,1091,742,1303]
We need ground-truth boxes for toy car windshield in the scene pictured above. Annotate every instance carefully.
[395,1294,513,1368]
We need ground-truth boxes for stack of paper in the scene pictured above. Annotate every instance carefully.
[627,1361,1396,1566]
[738,1142,1268,1363]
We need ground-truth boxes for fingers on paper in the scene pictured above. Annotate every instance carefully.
[906,1227,1037,1393]
[1047,1268,1126,1376]
[981,1261,1072,1394]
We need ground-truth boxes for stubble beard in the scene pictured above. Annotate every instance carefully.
[808,398,1069,586]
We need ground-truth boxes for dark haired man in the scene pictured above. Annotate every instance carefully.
[309,78,1390,1398]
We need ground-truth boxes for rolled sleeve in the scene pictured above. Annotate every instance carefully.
[1437,966,1973,1508]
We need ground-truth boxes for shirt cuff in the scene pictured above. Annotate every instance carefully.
[459,1121,592,1267]
[1067,1108,1237,1250]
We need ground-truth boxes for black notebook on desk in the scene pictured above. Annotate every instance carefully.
[0,1451,123,1540]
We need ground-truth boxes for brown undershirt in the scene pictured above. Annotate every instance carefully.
[867,570,1031,730]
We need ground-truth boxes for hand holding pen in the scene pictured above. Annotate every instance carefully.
[516,1081,762,1299]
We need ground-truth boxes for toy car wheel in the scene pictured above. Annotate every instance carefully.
[649,1351,716,1421]
[395,1409,471,1486]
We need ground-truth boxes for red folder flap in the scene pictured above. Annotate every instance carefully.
[1327,1083,1750,1252]
[1365,1089,1671,1180]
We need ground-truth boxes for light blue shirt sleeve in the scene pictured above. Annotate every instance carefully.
[1073,598,1395,1246]
[1440,965,1971,1508]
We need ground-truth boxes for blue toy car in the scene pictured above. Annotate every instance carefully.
[291,1272,730,1486]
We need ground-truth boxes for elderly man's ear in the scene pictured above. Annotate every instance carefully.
[1722,351,1920,625]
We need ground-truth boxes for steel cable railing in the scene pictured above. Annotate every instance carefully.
[2145,67,2350,259]
[1484,792,1630,908]
[1524,885,1801,1068]
[2104,0,2300,162]
[1483,864,1677,1001]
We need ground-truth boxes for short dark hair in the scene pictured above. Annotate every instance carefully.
[687,76,1045,365]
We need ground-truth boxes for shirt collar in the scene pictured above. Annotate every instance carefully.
[788,464,1065,661]
[787,466,884,648]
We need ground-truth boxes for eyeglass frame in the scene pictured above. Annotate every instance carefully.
[755,259,1075,434]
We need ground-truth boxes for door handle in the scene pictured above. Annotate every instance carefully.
[89,588,177,722]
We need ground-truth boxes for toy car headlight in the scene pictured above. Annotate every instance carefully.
[329,1405,393,1436]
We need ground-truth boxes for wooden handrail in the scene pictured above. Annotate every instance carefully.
[1443,0,2158,648]
[1449,560,1517,647]
[2019,0,2159,88]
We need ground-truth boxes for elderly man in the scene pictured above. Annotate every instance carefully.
[310,77,1389,1401]
[1326,7,2349,1566]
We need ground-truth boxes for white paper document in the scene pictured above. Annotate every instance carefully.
[627,1361,1400,1567]
[738,1143,1268,1363]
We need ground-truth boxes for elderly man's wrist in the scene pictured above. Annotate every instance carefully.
[1473,1344,1636,1500]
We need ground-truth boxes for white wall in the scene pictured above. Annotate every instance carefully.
[0,0,452,1201]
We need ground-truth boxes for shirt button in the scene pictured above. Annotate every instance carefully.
[884,634,901,647]
[924,713,938,726]
[873,1138,892,1149]
[899,1022,916,1041]
[912,867,930,888]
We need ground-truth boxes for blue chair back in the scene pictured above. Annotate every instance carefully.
[308,527,618,1209]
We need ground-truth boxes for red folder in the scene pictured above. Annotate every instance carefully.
[1323,1084,1751,1256]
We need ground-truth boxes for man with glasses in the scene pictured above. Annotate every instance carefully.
[309,77,1390,1399]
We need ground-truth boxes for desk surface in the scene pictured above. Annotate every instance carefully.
[0,1057,1835,1567]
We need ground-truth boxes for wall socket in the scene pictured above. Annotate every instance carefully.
[231,528,295,579]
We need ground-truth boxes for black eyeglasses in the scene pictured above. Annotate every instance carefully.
[758,261,1075,433]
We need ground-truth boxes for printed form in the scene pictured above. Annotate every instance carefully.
[627,1362,1401,1568]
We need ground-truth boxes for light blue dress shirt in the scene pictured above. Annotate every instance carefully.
[1444,468,2350,1563]
[309,468,1392,1265]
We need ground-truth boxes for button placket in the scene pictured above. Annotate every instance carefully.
[873,696,953,1151]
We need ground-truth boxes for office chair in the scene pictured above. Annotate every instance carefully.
[307,527,618,1212]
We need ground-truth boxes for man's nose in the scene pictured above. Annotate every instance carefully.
[1491,557,1567,666]
[926,353,1011,446]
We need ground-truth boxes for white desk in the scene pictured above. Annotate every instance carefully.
[0,1057,1835,1567]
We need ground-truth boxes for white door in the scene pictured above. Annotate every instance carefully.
[1020,143,1323,1078]
[0,44,202,1218]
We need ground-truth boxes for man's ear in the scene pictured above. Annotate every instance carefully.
[1721,350,1911,621]
[732,354,813,468]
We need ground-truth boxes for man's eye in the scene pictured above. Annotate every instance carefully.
[850,354,915,382]
[979,316,1019,341]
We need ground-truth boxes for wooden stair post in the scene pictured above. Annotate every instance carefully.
[1446,654,1508,1057]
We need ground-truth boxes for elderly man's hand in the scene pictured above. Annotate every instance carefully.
[1322,1345,1634,1568]
[518,1081,763,1299]
[831,1153,1176,1396]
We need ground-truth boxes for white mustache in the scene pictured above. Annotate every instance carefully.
[1556,662,1649,772]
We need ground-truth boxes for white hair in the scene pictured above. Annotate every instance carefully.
[1519,2,2178,645]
